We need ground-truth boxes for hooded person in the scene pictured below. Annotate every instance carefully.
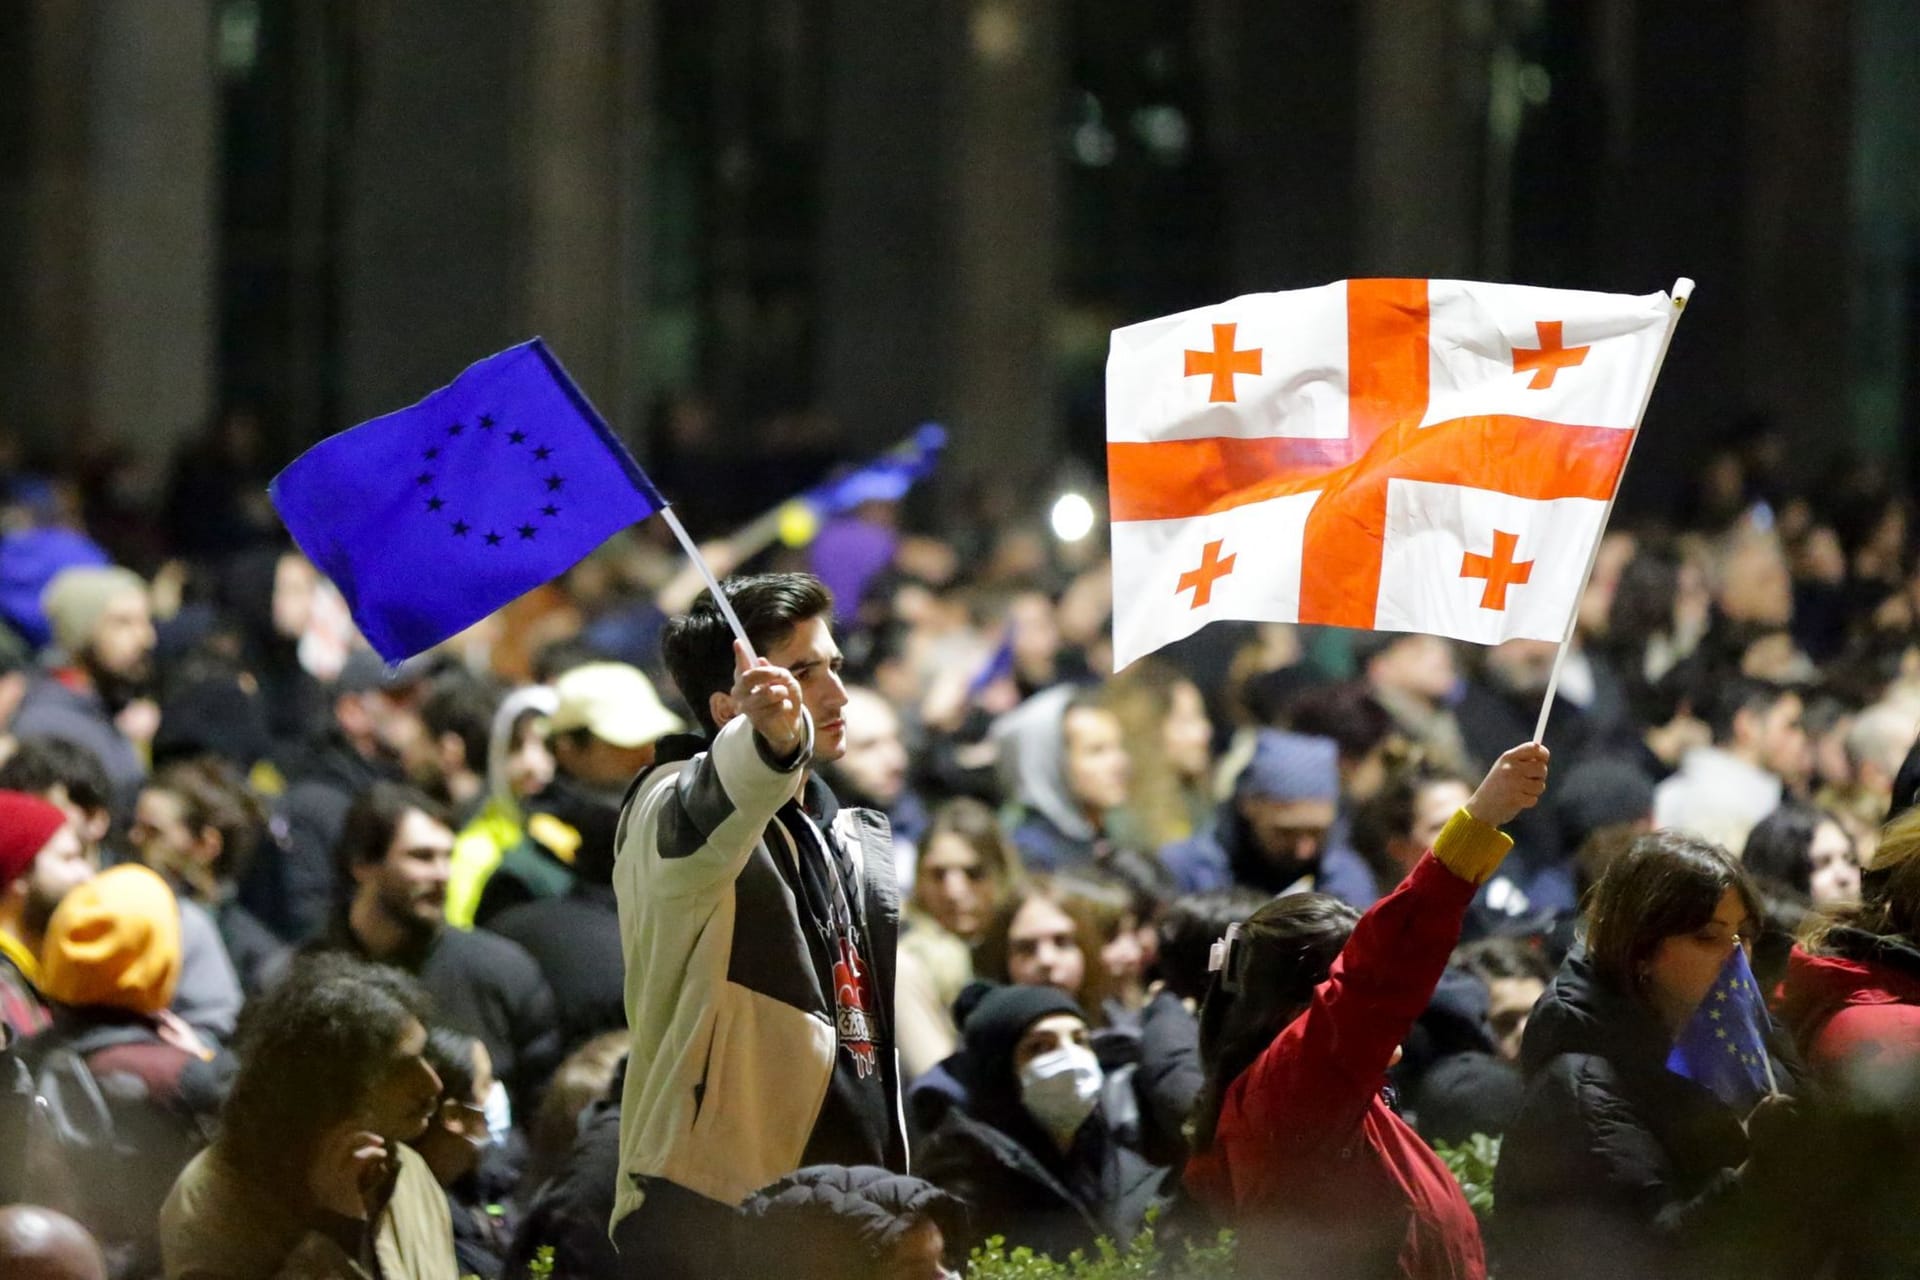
[990,685,1131,874]
[11,566,155,817]
[1158,730,1377,908]
[26,864,232,1279]
[444,684,557,930]
[735,1165,964,1280]
[0,788,80,1040]
[471,662,684,927]
[915,984,1167,1261]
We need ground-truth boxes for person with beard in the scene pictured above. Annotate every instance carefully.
[12,566,156,818]
[824,686,929,865]
[293,783,561,1123]
[3,737,245,1044]
[471,662,683,928]
[1159,730,1376,908]
[254,650,433,943]
[0,788,89,1040]
[160,954,457,1280]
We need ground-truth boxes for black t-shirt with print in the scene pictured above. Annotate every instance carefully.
[775,781,902,1173]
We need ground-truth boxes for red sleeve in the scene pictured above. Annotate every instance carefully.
[1225,851,1478,1157]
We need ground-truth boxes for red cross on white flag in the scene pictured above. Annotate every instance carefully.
[1106,277,1689,671]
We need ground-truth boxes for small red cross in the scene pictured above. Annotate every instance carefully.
[1184,323,1262,403]
[1177,539,1236,608]
[1511,320,1589,390]
[1460,530,1533,611]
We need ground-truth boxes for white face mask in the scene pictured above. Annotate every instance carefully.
[1018,1043,1102,1137]
[480,1079,511,1146]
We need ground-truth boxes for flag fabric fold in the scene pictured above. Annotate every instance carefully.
[1105,278,1681,669]
[271,339,665,663]
[1665,943,1776,1112]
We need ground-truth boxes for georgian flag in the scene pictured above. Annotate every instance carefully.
[1106,278,1684,670]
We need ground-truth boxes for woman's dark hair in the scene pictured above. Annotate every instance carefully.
[1583,830,1762,996]
[1741,802,1833,900]
[1157,889,1268,1003]
[148,756,268,883]
[336,781,450,876]
[0,736,113,817]
[220,954,432,1186]
[422,1026,482,1107]
[1191,892,1359,1152]
[660,573,835,737]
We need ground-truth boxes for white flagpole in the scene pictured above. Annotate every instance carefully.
[659,505,759,662]
[1532,277,1695,745]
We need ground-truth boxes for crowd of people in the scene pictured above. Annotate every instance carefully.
[0,431,1918,1280]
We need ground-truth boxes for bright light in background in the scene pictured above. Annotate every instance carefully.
[1051,492,1095,543]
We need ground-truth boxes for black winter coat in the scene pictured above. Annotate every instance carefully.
[485,882,625,1054]
[1492,952,1798,1280]
[916,1105,1167,1262]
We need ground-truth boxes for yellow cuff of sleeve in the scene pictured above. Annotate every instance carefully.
[1431,809,1514,885]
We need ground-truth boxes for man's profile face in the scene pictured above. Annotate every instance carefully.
[763,616,850,763]
[360,808,453,929]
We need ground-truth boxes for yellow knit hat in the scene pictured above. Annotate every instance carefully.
[39,864,181,1015]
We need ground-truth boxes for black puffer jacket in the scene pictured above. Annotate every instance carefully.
[735,1165,964,1280]
[916,1105,1166,1262]
[1492,951,1798,1280]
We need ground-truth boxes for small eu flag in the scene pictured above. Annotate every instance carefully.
[271,340,666,664]
[1665,943,1776,1112]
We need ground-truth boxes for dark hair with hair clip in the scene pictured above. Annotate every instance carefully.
[1190,891,1360,1153]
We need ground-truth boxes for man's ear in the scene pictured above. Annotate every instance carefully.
[192,825,224,870]
[438,731,467,777]
[709,690,739,731]
[83,808,111,846]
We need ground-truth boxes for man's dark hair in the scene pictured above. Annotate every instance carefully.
[1349,762,1470,886]
[1705,675,1793,745]
[1452,936,1553,986]
[1584,830,1761,996]
[1157,888,1268,1002]
[1282,682,1394,761]
[336,780,450,875]
[423,1025,482,1107]
[421,675,499,774]
[0,736,113,817]
[149,756,268,884]
[219,953,432,1186]
[660,573,835,737]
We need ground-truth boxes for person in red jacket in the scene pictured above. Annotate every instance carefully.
[1780,802,1920,1077]
[1185,741,1548,1280]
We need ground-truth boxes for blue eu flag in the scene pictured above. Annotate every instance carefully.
[801,423,946,515]
[271,340,665,663]
[1665,943,1776,1111]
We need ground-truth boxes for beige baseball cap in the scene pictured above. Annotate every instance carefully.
[547,662,686,749]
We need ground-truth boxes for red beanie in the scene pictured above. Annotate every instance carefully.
[0,790,69,889]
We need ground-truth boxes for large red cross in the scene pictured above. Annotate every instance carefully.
[1460,529,1533,610]
[1109,279,1630,628]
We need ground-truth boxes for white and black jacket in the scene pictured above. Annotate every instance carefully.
[610,714,907,1227]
